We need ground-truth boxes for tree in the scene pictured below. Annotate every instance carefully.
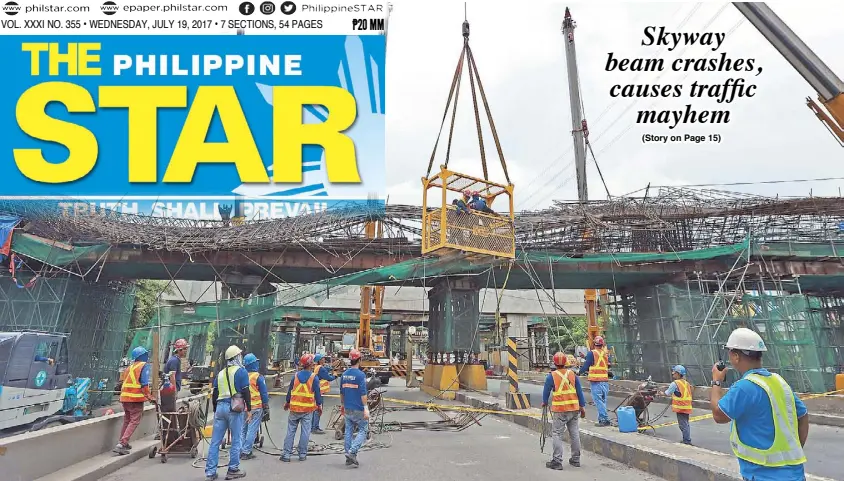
[130,280,176,331]
[545,315,587,352]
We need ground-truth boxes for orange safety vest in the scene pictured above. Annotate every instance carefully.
[120,361,148,403]
[588,348,609,382]
[671,379,693,414]
[313,365,330,394]
[248,372,263,409]
[550,369,580,413]
[289,373,317,413]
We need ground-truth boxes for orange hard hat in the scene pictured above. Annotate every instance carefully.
[173,339,189,350]
[553,352,568,367]
[349,349,361,361]
[593,336,605,346]
[300,353,314,367]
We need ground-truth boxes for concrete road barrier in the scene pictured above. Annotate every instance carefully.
[0,393,208,481]
[0,405,158,481]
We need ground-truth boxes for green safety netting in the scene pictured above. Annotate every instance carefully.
[10,231,109,266]
[604,284,844,393]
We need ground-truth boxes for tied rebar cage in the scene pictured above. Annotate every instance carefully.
[603,282,844,393]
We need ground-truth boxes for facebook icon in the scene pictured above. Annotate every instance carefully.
[239,1,254,15]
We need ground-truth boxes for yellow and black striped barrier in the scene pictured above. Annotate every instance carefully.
[391,365,424,378]
[505,337,531,409]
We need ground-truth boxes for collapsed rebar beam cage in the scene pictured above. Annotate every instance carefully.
[1,188,844,256]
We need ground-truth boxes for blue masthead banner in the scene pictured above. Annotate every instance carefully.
[0,34,385,219]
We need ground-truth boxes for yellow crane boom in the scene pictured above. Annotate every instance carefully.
[734,2,844,145]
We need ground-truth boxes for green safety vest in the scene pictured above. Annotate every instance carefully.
[729,373,806,467]
[216,365,240,400]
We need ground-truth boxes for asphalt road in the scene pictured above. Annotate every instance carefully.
[492,379,843,480]
[101,384,659,481]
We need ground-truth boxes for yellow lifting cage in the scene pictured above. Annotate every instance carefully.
[422,166,514,257]
[420,18,516,259]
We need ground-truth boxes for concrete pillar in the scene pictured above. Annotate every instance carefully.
[422,277,485,398]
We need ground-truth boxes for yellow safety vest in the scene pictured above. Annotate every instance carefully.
[672,379,693,414]
[550,369,579,413]
[216,365,240,400]
[248,372,263,409]
[730,373,806,467]
[587,348,609,382]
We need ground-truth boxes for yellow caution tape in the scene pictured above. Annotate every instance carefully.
[640,387,844,431]
[265,387,844,430]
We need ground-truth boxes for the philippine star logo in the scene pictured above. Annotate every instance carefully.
[35,370,47,387]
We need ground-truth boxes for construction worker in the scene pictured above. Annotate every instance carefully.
[578,335,611,426]
[113,346,155,455]
[710,328,809,481]
[452,196,470,214]
[664,365,693,445]
[339,349,369,467]
[311,353,335,435]
[205,345,251,481]
[541,352,587,470]
[163,338,189,394]
[281,353,322,462]
[240,353,269,460]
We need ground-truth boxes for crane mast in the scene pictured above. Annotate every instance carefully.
[733,2,844,145]
[562,7,607,349]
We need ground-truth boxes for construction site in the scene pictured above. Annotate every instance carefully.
[2,2,844,481]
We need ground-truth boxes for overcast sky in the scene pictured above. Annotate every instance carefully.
[382,1,844,210]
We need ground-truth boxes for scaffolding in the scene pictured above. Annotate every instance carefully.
[0,275,135,407]
[603,282,844,393]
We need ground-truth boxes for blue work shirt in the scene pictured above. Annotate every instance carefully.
[164,355,182,390]
[247,364,270,408]
[285,370,323,406]
[339,367,368,411]
[469,195,487,210]
[578,351,594,376]
[718,368,808,481]
[137,362,151,387]
[542,369,586,407]
[317,365,336,382]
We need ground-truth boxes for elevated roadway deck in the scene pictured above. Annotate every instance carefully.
[13,230,844,292]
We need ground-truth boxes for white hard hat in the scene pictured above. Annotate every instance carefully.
[225,345,243,360]
[725,328,767,352]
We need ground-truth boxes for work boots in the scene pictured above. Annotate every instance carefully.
[224,469,246,480]
[345,452,359,467]
[545,460,564,470]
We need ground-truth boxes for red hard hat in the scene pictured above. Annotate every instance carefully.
[173,339,189,350]
[593,336,605,346]
[553,352,567,367]
[349,349,361,361]
[300,354,314,367]
[462,189,471,197]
